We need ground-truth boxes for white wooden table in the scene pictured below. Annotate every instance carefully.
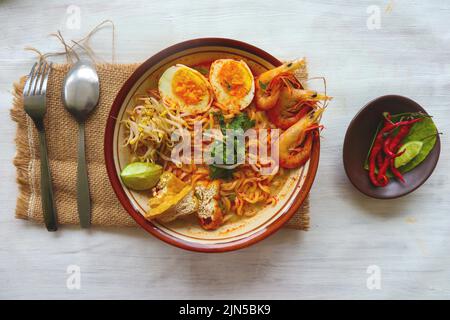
[1,0,449,299]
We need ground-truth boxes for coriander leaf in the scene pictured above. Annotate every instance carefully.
[229,113,255,132]
[209,113,256,177]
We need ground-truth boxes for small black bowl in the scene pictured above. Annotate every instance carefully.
[343,95,440,199]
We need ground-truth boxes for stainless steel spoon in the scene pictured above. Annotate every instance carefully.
[62,60,99,228]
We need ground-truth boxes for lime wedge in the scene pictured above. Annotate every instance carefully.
[120,162,163,191]
[394,141,423,168]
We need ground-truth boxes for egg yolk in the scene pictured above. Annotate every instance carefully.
[218,61,252,98]
[172,68,207,105]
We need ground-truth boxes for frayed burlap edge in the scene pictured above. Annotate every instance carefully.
[10,76,33,221]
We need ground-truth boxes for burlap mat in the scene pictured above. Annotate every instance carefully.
[10,64,309,230]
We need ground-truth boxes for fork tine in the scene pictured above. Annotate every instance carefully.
[23,62,38,96]
[37,61,51,95]
[40,62,52,96]
[30,60,44,96]
[35,61,47,96]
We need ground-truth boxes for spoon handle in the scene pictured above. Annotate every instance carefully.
[37,127,58,231]
[77,122,91,228]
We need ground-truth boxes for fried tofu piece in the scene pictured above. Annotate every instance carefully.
[194,180,223,230]
[146,172,223,229]
[146,172,196,220]
[157,190,199,223]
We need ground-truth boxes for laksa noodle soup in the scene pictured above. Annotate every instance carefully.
[119,55,331,231]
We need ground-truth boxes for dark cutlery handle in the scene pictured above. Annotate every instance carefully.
[77,122,91,228]
[37,128,58,231]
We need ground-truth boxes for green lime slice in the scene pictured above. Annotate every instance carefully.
[120,162,163,191]
[394,141,423,168]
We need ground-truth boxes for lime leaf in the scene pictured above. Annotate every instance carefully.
[394,141,423,168]
[398,117,437,173]
[120,162,163,191]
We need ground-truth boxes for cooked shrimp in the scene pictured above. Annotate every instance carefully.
[266,86,321,129]
[278,108,324,169]
[255,59,305,110]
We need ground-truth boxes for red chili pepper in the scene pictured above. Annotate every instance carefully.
[390,119,422,153]
[390,160,406,183]
[377,136,393,185]
[369,141,386,187]
[368,113,400,186]
[377,158,391,187]
[376,152,384,169]
[383,136,393,157]
[386,118,422,183]
[386,125,412,184]
[369,125,392,187]
[377,148,405,185]
[375,114,392,174]
[368,116,422,187]
[384,117,423,134]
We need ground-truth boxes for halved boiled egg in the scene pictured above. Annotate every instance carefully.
[158,64,213,114]
[209,59,255,111]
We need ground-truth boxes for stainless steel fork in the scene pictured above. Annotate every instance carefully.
[23,60,58,231]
